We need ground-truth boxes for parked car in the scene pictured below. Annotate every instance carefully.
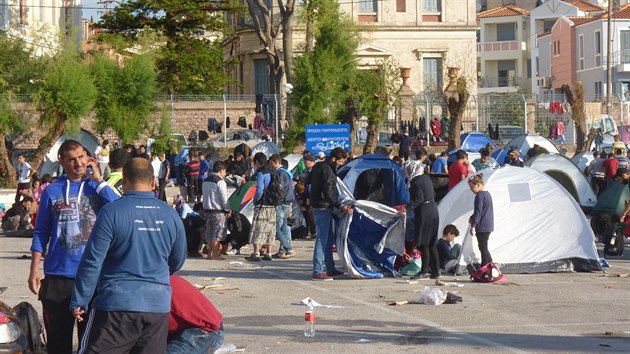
[211,129,269,149]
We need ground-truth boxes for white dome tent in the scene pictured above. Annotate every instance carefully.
[437,166,601,274]
[525,153,597,208]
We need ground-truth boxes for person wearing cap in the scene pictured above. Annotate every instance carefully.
[507,149,523,167]
[316,151,326,162]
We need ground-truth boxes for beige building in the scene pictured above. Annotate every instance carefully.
[0,0,83,55]
[222,0,478,97]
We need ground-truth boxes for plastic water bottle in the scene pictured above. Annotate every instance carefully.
[304,299,315,337]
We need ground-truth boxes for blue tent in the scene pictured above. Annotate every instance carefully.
[335,180,405,279]
[448,132,498,163]
[337,154,410,207]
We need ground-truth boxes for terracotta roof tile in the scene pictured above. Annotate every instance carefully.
[563,0,605,13]
[568,16,595,26]
[477,5,529,19]
[612,3,630,19]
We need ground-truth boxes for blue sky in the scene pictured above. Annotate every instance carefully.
[82,0,108,22]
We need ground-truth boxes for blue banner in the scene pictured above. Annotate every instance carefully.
[306,124,351,156]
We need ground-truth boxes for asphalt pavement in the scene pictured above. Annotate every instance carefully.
[1,234,629,353]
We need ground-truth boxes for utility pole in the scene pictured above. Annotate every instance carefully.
[606,0,613,115]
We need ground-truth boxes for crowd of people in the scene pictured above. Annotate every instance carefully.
[5,131,630,352]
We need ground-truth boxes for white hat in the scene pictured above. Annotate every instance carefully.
[317,152,326,160]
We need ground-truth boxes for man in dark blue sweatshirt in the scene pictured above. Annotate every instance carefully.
[70,157,187,353]
[29,139,119,354]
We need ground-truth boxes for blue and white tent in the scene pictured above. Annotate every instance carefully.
[448,132,498,163]
[335,179,406,279]
[337,154,410,207]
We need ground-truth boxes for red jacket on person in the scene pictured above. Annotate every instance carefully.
[168,275,223,335]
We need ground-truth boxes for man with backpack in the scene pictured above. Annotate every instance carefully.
[306,147,353,281]
[245,153,280,261]
[269,154,296,259]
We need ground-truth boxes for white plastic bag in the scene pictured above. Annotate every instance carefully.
[418,286,447,305]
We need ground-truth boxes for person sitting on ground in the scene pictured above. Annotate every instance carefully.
[2,196,34,232]
[166,275,224,354]
[227,152,249,184]
[437,224,461,274]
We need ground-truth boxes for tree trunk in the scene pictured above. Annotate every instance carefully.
[562,82,588,152]
[305,0,314,53]
[29,111,66,174]
[363,122,379,155]
[446,78,469,151]
[0,137,17,188]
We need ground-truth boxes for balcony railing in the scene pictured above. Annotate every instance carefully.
[478,76,524,88]
[477,40,525,54]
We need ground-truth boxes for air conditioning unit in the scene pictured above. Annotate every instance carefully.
[539,76,552,88]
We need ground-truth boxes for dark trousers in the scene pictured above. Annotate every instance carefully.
[40,276,87,354]
[186,174,199,202]
[16,182,30,202]
[418,243,440,277]
[158,178,168,202]
[476,232,493,266]
[591,177,606,196]
[80,311,168,354]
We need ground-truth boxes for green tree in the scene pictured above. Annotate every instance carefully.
[96,0,242,94]
[91,47,158,144]
[0,34,42,187]
[29,40,97,171]
[287,0,360,148]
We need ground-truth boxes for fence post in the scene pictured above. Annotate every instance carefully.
[223,94,227,148]
[274,94,279,144]
[424,94,430,147]
[522,94,528,134]
[170,94,175,129]
[618,94,624,142]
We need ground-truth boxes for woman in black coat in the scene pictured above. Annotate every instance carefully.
[403,154,440,279]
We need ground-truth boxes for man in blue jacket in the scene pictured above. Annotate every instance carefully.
[70,157,187,353]
[28,139,120,354]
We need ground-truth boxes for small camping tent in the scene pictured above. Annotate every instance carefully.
[335,179,406,279]
[251,141,281,158]
[447,132,498,164]
[438,166,601,274]
[336,154,410,207]
[39,129,100,177]
[502,133,559,156]
[524,154,597,208]
[570,151,594,174]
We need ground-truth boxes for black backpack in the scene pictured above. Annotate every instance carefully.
[13,301,46,354]
[261,171,285,206]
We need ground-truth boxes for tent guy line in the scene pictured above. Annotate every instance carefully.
[256,268,527,354]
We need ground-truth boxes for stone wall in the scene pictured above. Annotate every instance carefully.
[11,100,258,151]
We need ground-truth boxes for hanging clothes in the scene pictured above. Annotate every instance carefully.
[430,117,441,138]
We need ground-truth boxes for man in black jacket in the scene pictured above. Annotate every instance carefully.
[1,196,34,232]
[306,147,353,281]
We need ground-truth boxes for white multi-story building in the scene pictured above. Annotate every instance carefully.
[477,5,532,93]
[0,0,83,54]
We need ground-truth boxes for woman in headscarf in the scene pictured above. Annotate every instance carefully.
[401,149,441,280]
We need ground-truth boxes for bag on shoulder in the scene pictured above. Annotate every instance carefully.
[470,262,504,283]
[13,301,46,354]
[261,172,285,206]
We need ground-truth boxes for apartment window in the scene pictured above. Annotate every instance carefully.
[423,57,443,92]
[595,81,603,99]
[595,30,602,67]
[423,0,442,12]
[553,41,560,56]
[359,0,377,12]
[527,59,532,78]
[496,23,516,41]
[578,35,584,70]
[397,0,406,12]
[254,59,270,95]
[621,31,630,64]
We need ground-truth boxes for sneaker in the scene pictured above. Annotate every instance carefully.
[226,248,239,256]
[327,270,344,277]
[429,274,441,280]
[245,253,261,261]
[280,251,296,259]
[262,254,273,261]
[312,273,333,281]
[411,272,430,280]
[272,252,285,259]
